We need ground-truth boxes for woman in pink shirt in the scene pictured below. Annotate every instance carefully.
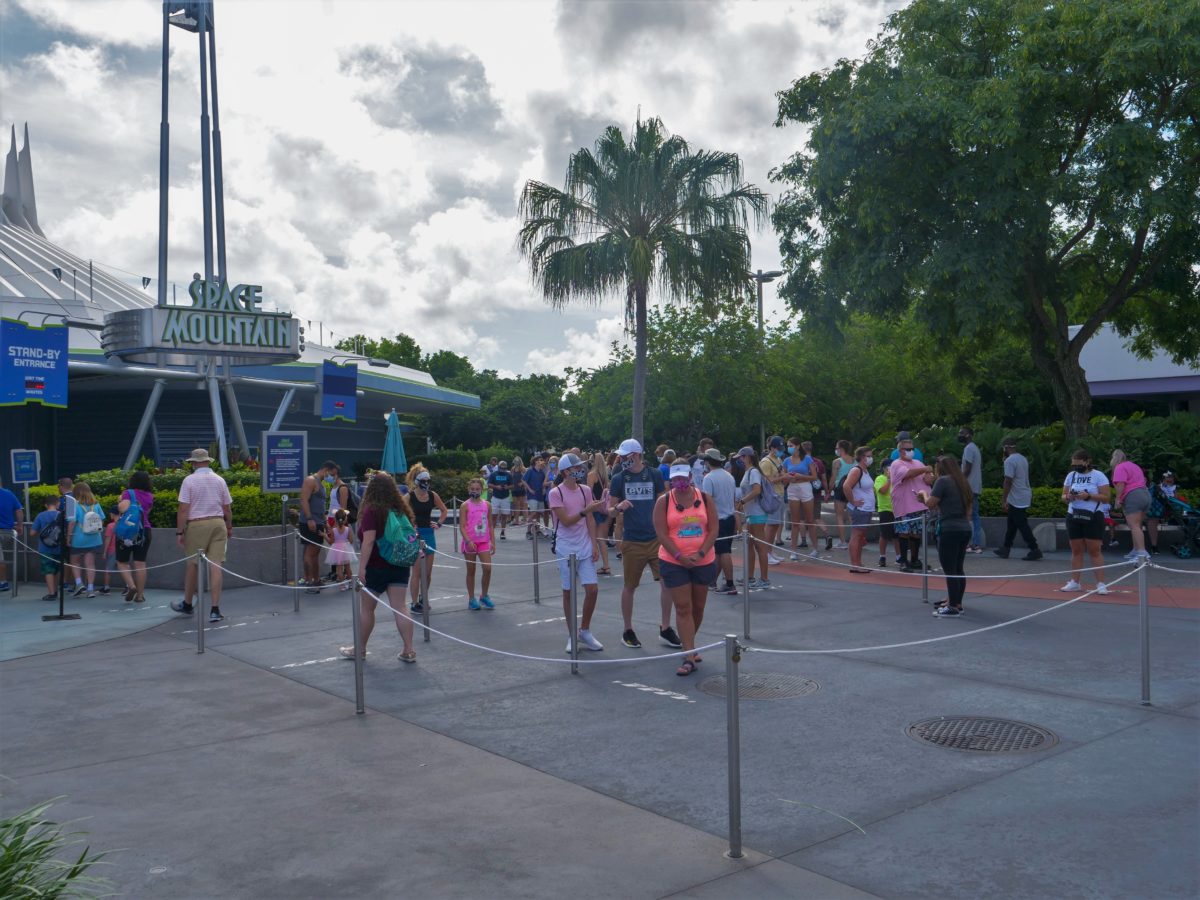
[1110,450,1151,561]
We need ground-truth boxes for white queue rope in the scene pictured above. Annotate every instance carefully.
[1148,561,1200,575]
[747,565,1143,656]
[207,560,352,591]
[229,532,297,542]
[361,584,722,665]
[742,532,1138,580]
[11,536,197,572]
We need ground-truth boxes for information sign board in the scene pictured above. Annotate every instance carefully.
[261,431,307,495]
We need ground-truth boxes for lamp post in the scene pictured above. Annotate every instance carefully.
[748,269,783,451]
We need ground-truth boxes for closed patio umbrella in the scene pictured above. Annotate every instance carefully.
[382,408,407,475]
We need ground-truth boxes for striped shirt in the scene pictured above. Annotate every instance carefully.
[178,468,232,520]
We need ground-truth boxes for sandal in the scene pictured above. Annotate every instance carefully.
[676,660,697,677]
[597,567,612,575]
[339,645,366,659]
[398,650,417,664]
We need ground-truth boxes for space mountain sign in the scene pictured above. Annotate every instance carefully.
[102,275,302,365]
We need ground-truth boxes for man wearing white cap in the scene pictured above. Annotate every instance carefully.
[171,448,233,623]
[608,438,680,650]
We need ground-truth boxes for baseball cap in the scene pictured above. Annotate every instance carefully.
[736,446,756,458]
[669,464,692,480]
[895,431,912,443]
[768,435,785,450]
[498,460,508,469]
[559,452,585,470]
[702,448,726,463]
[617,438,643,457]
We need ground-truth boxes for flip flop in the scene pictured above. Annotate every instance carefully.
[398,650,417,664]
[676,660,697,677]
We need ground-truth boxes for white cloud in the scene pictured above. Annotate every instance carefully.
[525,315,627,376]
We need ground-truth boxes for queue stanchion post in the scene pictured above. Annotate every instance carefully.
[453,497,460,549]
[279,494,289,590]
[197,551,207,654]
[419,541,431,644]
[351,577,365,714]
[921,511,930,603]
[569,552,579,675]
[532,522,541,604]
[1139,561,1151,706]
[725,633,744,859]
[292,529,301,613]
[741,531,751,640]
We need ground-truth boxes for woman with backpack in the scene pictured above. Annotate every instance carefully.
[343,472,418,663]
[115,470,154,603]
[69,482,105,598]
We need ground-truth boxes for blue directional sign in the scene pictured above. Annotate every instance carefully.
[10,449,40,484]
[1,318,68,408]
[261,431,307,494]
[319,360,358,423]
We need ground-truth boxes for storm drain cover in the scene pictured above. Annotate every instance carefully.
[698,673,819,700]
[907,716,1058,753]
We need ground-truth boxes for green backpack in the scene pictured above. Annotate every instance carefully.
[377,510,421,567]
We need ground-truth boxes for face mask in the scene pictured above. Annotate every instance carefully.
[787,446,797,455]
[571,469,587,482]
[670,478,691,491]
[620,459,633,472]
[957,435,968,444]
[1072,464,1087,473]
[901,449,913,460]
[323,475,335,486]
[775,449,785,458]
[416,480,430,490]
[864,456,874,467]
[468,490,481,499]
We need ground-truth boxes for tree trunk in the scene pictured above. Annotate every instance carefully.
[1027,307,1093,442]
[631,283,648,444]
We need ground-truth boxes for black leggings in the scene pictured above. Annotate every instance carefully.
[937,529,971,608]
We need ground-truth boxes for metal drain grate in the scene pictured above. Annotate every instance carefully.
[906,716,1058,753]
[698,673,819,700]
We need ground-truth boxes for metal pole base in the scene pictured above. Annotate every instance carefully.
[42,613,82,621]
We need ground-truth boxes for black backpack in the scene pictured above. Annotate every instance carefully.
[343,486,360,524]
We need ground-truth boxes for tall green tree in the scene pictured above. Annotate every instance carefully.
[772,0,1199,439]
[518,116,769,444]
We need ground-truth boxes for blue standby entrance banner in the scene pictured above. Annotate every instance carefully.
[1,319,68,407]
[320,360,357,423]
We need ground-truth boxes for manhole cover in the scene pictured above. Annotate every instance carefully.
[698,673,819,699]
[907,716,1058,753]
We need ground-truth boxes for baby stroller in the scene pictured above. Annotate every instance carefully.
[1155,487,1200,559]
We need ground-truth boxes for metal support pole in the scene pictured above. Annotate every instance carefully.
[532,522,541,604]
[123,379,167,471]
[741,530,751,639]
[1139,562,1151,706]
[351,578,365,715]
[205,370,230,469]
[206,0,227,283]
[569,552,579,675]
[269,387,296,432]
[921,511,929,603]
[419,541,430,643]
[197,7,214,287]
[197,551,207,654]
[725,634,743,859]
[453,497,460,549]
[280,494,289,587]
[156,1,169,308]
[222,380,249,458]
[292,529,301,612]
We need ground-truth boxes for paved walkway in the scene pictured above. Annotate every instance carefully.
[2,535,1197,898]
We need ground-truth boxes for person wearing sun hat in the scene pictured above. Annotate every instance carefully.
[171,448,233,623]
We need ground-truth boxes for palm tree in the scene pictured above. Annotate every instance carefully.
[518,116,769,444]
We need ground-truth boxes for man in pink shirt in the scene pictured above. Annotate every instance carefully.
[887,434,933,572]
[171,449,234,623]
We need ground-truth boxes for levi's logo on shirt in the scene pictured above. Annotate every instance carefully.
[625,482,656,501]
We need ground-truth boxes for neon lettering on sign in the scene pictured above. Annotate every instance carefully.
[158,274,293,351]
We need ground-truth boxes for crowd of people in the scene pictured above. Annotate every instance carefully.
[1,435,1186,677]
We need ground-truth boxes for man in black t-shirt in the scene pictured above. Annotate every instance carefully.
[487,461,514,539]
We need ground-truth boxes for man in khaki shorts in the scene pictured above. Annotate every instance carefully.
[608,439,679,650]
[171,449,233,623]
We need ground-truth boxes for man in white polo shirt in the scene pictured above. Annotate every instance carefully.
[171,449,234,623]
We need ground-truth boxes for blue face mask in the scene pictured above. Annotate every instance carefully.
[323,475,335,486]
[775,449,785,458]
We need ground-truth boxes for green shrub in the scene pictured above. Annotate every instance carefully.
[474,444,520,465]
[0,797,113,898]
[410,449,479,473]
[978,487,1066,519]
[27,484,282,528]
[68,466,260,495]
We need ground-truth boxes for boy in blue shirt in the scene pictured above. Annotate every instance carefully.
[31,496,62,601]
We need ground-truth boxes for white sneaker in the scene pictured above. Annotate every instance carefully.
[1060,580,1082,592]
[810,549,820,559]
[789,552,799,561]
[565,637,574,654]
[577,628,604,651]
[768,554,784,565]
[758,579,773,590]
[1096,583,1110,596]
[831,540,847,550]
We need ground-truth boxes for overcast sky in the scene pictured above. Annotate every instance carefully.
[1,0,896,377]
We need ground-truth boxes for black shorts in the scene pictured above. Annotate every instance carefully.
[877,511,895,541]
[1065,510,1105,542]
[364,563,410,594]
[714,516,736,556]
[660,559,718,589]
[299,521,325,548]
[115,528,153,563]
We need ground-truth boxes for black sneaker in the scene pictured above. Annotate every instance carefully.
[659,626,682,649]
[71,584,86,597]
[878,555,887,567]
[170,600,194,615]
[41,593,57,602]
[1023,549,1043,561]
[98,586,111,595]
[410,600,424,613]
[500,531,506,540]
[209,607,224,623]
[622,629,642,648]
[993,548,1010,559]
[825,538,833,551]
